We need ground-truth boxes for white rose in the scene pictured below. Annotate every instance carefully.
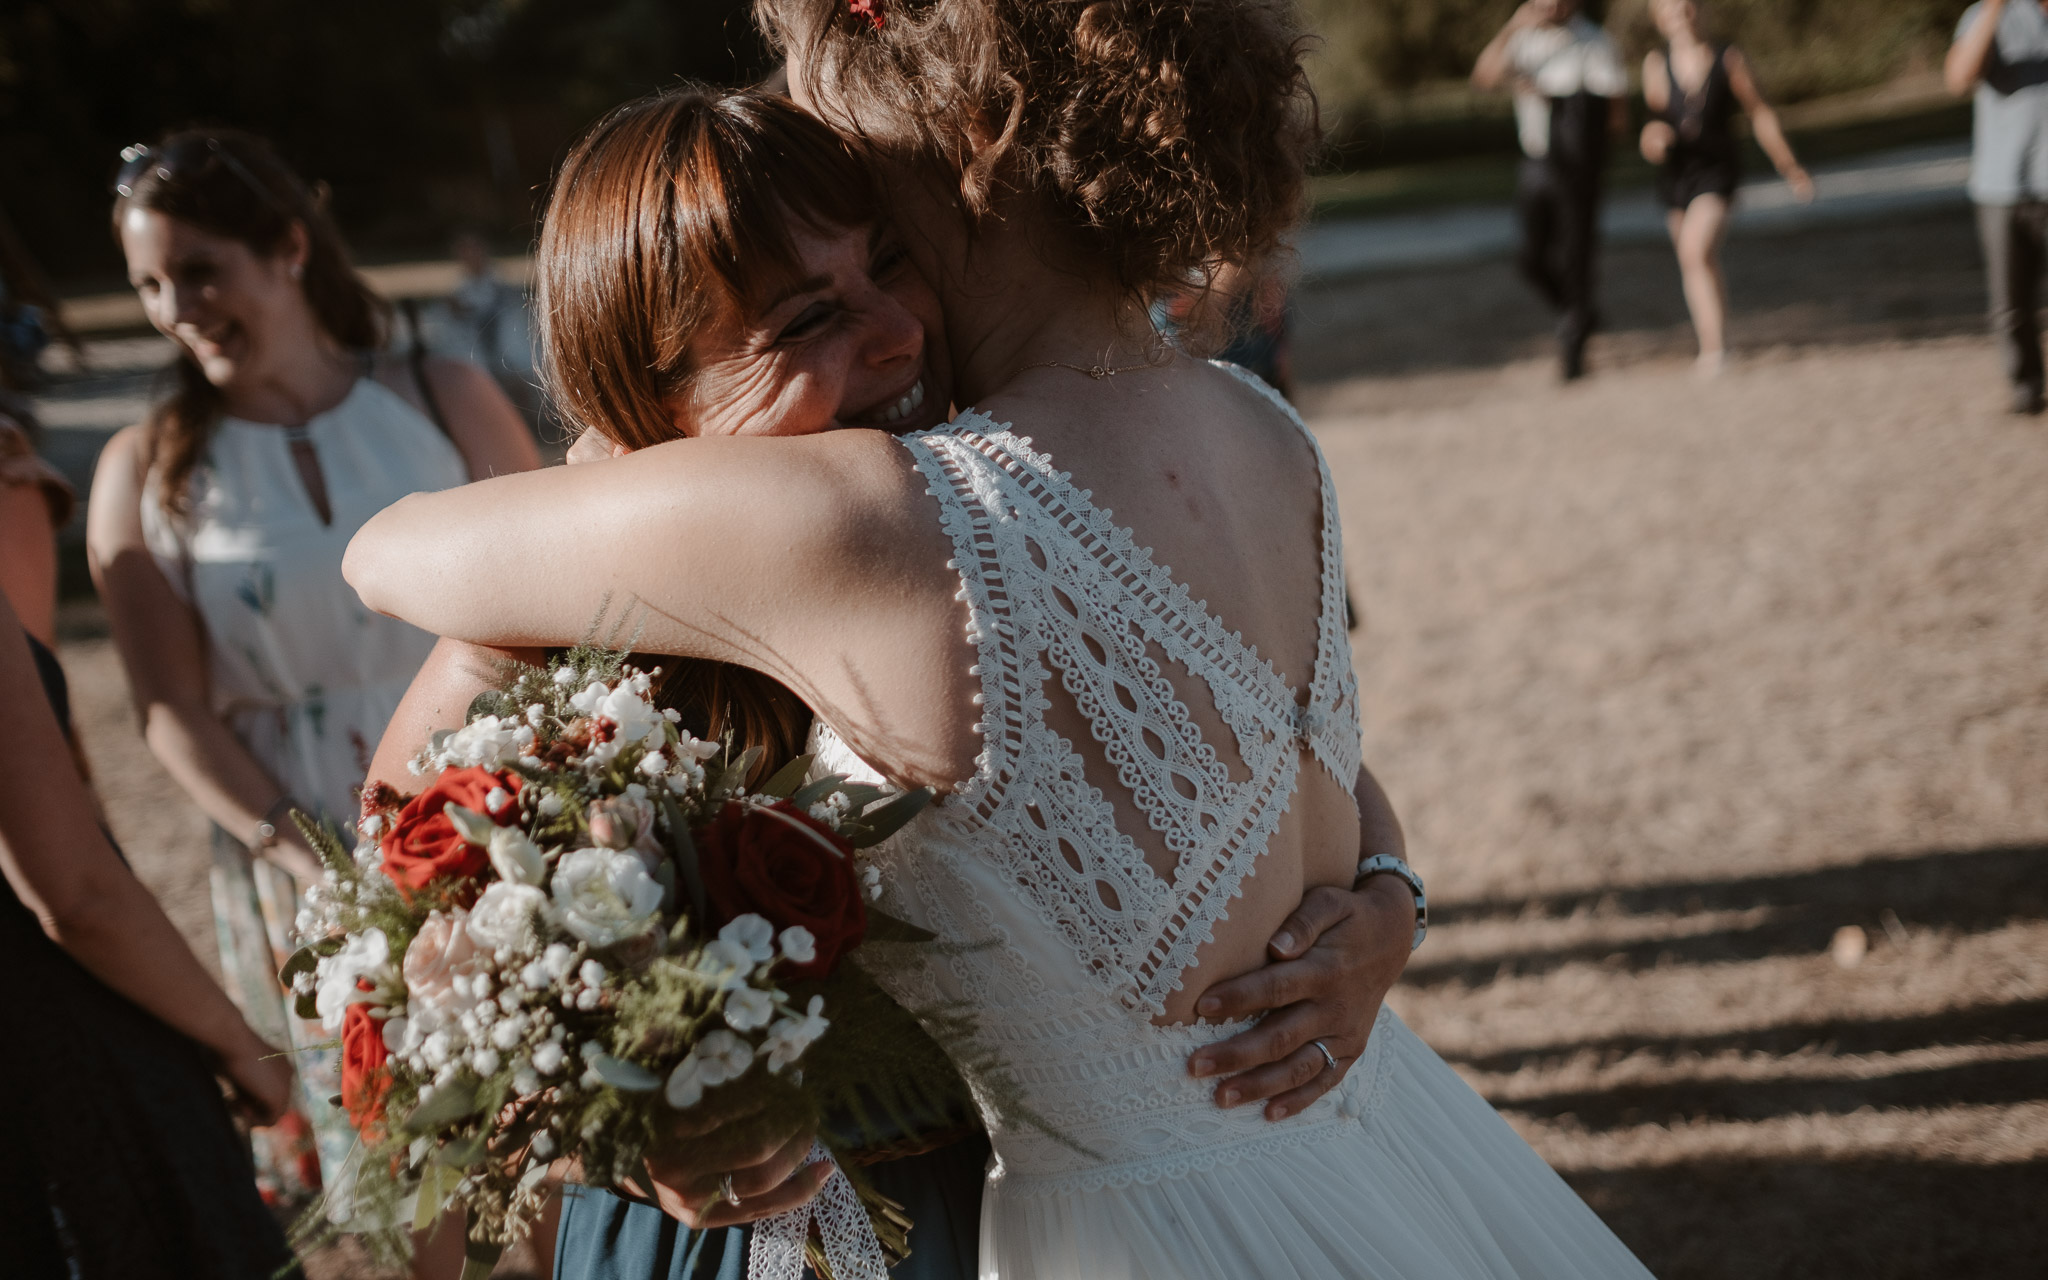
[486,826,547,887]
[718,914,776,965]
[314,928,390,1033]
[467,881,549,954]
[722,986,776,1032]
[551,847,663,947]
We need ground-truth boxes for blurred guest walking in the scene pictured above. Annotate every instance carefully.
[85,128,540,1200]
[1474,0,1629,381]
[0,589,297,1279]
[1948,0,2048,414]
[1640,0,1812,375]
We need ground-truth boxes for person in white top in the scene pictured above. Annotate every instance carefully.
[86,128,540,1209]
[347,2,1656,1276]
[1474,0,1630,380]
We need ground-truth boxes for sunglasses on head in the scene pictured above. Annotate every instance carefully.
[113,136,291,217]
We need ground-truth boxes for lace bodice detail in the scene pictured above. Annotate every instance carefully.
[823,364,1365,1190]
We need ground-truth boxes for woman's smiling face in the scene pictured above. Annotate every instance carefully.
[675,218,951,439]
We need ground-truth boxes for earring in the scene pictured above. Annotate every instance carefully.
[289,262,304,281]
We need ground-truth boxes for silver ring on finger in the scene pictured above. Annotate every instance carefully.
[720,1174,741,1207]
[1311,1039,1339,1074]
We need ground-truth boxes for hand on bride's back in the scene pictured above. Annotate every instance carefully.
[1185,878,1416,1121]
[614,1103,832,1228]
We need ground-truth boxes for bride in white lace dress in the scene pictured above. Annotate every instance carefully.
[349,3,1655,1276]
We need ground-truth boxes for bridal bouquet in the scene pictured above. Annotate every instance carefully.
[282,648,965,1279]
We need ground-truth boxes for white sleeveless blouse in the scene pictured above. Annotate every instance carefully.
[816,366,1654,1278]
[141,377,467,824]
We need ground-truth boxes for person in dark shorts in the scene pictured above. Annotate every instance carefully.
[1473,0,1629,381]
[1640,0,1812,375]
[1948,0,2048,414]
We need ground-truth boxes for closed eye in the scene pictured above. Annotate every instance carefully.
[776,301,837,342]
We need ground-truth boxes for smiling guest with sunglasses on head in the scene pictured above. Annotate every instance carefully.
[85,128,543,1209]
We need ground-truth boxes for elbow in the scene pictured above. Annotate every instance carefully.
[342,505,411,620]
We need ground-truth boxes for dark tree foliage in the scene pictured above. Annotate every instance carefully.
[0,0,769,284]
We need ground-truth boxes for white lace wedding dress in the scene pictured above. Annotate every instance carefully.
[813,369,1654,1279]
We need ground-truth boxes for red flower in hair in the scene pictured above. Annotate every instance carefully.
[848,0,884,31]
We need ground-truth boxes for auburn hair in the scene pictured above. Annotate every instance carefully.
[536,87,881,771]
[112,129,386,519]
[754,0,1319,306]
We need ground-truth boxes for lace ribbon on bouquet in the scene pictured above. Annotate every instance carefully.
[747,1142,889,1280]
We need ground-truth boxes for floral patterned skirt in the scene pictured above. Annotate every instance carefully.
[210,828,351,1206]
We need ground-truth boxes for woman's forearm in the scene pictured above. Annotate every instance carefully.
[0,614,270,1066]
[47,860,269,1062]
[1355,763,1405,864]
[144,700,294,840]
[1749,109,1804,181]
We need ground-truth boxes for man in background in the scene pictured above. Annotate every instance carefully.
[1948,0,2048,415]
[1474,0,1629,381]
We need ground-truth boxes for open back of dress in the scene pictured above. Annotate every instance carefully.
[814,365,1654,1279]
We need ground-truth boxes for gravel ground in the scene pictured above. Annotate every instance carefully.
[49,202,2048,1277]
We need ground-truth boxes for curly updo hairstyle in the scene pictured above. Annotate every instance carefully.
[753,0,1318,304]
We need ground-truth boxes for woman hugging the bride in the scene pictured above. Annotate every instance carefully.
[353,3,1655,1277]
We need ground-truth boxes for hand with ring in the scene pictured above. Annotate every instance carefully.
[603,1099,831,1229]
[1184,765,1416,1122]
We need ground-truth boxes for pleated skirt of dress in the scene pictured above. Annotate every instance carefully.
[980,1013,1654,1280]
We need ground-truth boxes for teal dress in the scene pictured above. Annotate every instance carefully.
[554,1134,990,1279]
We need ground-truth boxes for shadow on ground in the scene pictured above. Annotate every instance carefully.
[1570,1156,2048,1280]
[1417,841,2048,1277]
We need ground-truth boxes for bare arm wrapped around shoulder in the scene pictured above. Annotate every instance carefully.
[346,430,977,789]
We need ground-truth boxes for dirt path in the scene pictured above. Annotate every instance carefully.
[1305,337,2048,1278]
[50,206,2048,1276]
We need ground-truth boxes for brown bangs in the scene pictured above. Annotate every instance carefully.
[535,86,879,452]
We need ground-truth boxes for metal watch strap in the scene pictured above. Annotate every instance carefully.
[1355,853,1428,952]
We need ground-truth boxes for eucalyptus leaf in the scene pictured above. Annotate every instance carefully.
[846,788,934,848]
[590,1053,662,1092]
[430,728,456,755]
[837,783,887,814]
[444,803,497,847]
[294,989,321,1021]
[788,774,850,810]
[435,1132,488,1169]
[466,688,518,723]
[413,1162,457,1232]
[402,1077,481,1134]
[278,944,320,989]
[757,752,816,799]
[660,793,709,926]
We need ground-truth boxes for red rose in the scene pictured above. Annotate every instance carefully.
[339,1000,392,1132]
[695,801,866,980]
[379,767,522,898]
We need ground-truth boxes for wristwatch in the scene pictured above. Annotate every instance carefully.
[1354,853,1427,952]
